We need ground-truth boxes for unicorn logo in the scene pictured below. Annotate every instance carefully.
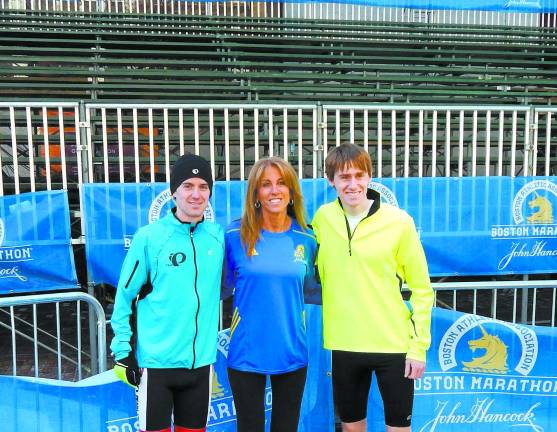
[294,244,305,263]
[462,325,509,374]
[527,192,553,224]
[211,370,225,398]
[439,314,537,376]
[511,179,557,225]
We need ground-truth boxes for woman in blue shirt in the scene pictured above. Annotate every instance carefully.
[222,157,320,432]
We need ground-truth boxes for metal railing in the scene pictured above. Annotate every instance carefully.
[1,0,555,27]
[321,105,538,178]
[430,280,557,326]
[0,291,107,380]
[532,107,557,177]
[0,281,553,385]
[83,103,319,183]
[4,102,554,199]
[284,4,549,27]
[0,102,82,195]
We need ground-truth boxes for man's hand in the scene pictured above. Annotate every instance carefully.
[114,354,141,388]
[404,358,426,379]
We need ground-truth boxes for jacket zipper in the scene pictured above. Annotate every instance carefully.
[125,260,139,288]
[190,226,200,369]
[338,190,380,257]
[343,216,364,256]
[344,216,353,256]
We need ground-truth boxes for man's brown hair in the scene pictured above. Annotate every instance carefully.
[325,143,372,181]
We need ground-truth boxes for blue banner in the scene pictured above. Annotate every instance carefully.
[290,0,556,13]
[368,307,557,431]
[82,180,332,286]
[82,183,170,286]
[372,176,557,276]
[0,307,334,432]
[83,176,557,284]
[2,307,554,431]
[0,190,77,294]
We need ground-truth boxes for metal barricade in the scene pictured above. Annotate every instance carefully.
[83,103,319,182]
[532,107,557,177]
[0,291,107,381]
[3,102,552,194]
[0,102,83,197]
[430,280,557,326]
[321,105,534,178]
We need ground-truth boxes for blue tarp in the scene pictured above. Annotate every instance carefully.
[0,190,77,294]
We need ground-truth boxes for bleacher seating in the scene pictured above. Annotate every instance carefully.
[0,10,556,103]
[1,10,555,198]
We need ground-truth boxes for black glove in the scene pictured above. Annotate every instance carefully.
[114,353,141,388]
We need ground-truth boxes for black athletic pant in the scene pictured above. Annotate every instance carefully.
[227,366,307,432]
[137,366,211,431]
[332,351,414,427]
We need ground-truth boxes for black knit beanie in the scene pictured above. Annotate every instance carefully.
[170,154,213,195]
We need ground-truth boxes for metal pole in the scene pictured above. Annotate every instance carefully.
[521,111,535,323]
[521,274,529,324]
[88,283,99,374]
[316,103,325,178]
[527,106,537,176]
[79,100,100,375]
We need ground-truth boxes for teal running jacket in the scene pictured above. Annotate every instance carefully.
[110,210,224,369]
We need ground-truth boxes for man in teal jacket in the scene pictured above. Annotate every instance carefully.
[110,154,224,432]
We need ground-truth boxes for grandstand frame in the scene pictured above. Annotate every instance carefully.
[2,0,557,27]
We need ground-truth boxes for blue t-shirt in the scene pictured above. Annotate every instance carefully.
[223,219,320,374]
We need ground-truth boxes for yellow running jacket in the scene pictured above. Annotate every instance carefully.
[312,189,434,362]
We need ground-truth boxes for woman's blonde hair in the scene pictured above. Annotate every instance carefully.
[240,157,308,256]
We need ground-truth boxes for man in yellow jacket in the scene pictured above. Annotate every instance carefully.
[312,143,434,432]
